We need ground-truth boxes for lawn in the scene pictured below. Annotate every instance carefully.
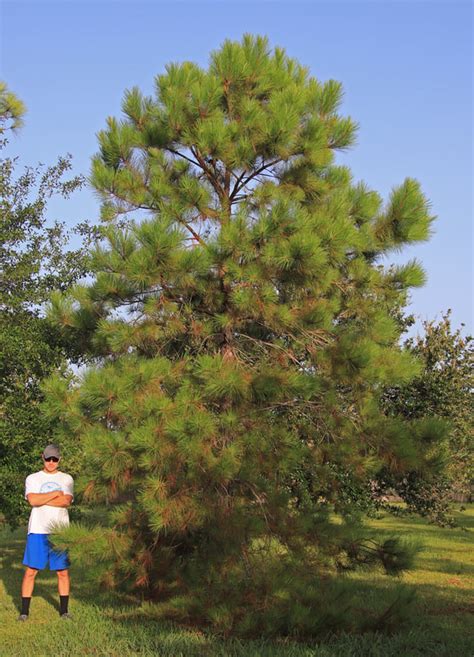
[0,505,472,657]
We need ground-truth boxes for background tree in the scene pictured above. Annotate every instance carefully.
[0,82,26,132]
[378,310,473,521]
[0,82,97,527]
[42,36,445,638]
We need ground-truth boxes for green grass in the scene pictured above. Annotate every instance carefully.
[0,506,472,657]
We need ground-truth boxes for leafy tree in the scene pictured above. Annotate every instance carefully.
[0,83,97,527]
[320,307,469,528]
[379,310,473,521]
[0,82,26,132]
[42,36,442,637]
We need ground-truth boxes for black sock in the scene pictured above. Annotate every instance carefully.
[21,597,31,616]
[59,595,69,615]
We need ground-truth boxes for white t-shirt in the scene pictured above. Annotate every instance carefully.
[24,470,74,535]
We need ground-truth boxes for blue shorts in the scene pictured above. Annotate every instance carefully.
[23,533,71,571]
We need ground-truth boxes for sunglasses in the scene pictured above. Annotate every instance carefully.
[44,456,59,463]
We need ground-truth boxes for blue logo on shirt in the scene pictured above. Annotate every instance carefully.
[40,482,62,493]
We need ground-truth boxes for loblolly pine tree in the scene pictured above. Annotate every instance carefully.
[42,35,443,637]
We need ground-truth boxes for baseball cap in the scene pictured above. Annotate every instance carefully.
[43,444,61,459]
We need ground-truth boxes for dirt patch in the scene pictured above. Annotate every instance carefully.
[446,577,467,587]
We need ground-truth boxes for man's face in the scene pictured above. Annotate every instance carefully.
[43,456,60,473]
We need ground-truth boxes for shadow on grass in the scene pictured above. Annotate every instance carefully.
[0,526,140,616]
[1,529,59,614]
[368,517,472,535]
[1,512,472,656]
[420,557,474,576]
[81,577,474,656]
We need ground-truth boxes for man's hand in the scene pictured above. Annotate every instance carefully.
[27,491,63,507]
[45,494,73,508]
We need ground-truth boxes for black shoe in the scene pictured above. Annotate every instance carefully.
[17,614,29,621]
[60,612,73,620]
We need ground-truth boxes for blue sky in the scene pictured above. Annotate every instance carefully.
[1,1,472,337]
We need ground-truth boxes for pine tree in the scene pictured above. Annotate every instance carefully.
[42,36,440,637]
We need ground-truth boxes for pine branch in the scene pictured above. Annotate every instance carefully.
[300,328,334,347]
[229,169,248,200]
[256,399,324,412]
[197,207,220,220]
[190,146,225,202]
[171,210,207,247]
[232,158,283,198]
[230,194,249,204]
[105,187,154,214]
[238,332,303,366]
[224,167,231,196]
[240,480,274,530]
[166,147,200,168]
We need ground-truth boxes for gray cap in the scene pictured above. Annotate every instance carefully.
[43,444,61,459]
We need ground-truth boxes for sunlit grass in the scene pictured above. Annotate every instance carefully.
[0,505,472,656]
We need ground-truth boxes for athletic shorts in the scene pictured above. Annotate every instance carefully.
[22,533,71,571]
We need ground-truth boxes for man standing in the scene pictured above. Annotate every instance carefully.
[18,444,74,621]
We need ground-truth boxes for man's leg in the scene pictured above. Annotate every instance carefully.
[21,567,39,597]
[47,535,72,617]
[57,569,71,617]
[56,569,70,596]
[20,534,49,619]
[18,567,38,619]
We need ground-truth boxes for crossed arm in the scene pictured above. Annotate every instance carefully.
[27,491,73,508]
